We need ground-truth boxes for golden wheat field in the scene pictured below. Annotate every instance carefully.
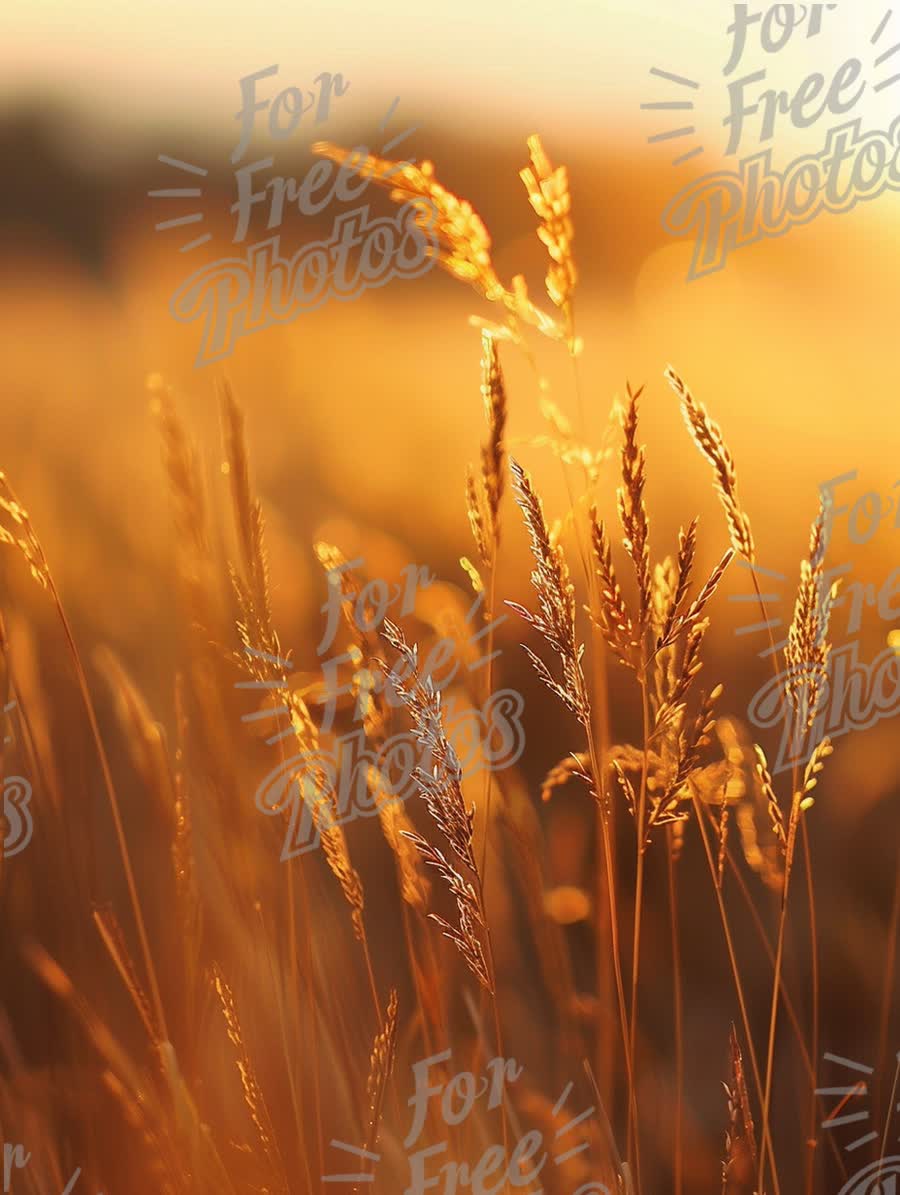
[2,5,900,1194]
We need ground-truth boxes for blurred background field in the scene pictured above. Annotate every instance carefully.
[1,2,899,1192]
[2,0,898,802]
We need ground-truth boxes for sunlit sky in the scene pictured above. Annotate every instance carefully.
[3,0,896,162]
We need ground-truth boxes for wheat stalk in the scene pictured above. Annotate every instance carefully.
[312,141,565,342]
[507,458,590,726]
[617,383,651,631]
[380,619,492,992]
[589,507,638,669]
[785,499,840,734]
[212,964,287,1192]
[466,331,508,566]
[363,988,399,1156]
[665,367,755,563]
[519,134,577,343]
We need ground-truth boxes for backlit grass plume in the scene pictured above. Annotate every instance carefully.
[664,366,756,563]
[507,458,590,727]
[519,133,577,345]
[313,139,566,342]
[785,496,840,733]
[466,331,508,566]
[380,619,493,992]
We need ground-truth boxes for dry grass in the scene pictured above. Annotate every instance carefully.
[0,131,892,1195]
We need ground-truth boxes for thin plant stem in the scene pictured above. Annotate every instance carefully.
[876,852,900,1132]
[478,560,498,881]
[593,643,616,1120]
[472,556,500,1083]
[758,781,802,1195]
[666,828,684,1195]
[401,901,435,1064]
[569,318,586,448]
[473,869,511,1192]
[801,818,819,1195]
[256,900,315,1195]
[519,332,619,1120]
[292,865,324,1195]
[49,579,168,1044]
[749,570,804,1195]
[705,800,849,1187]
[584,726,640,1191]
[271,714,322,1193]
[627,669,651,1171]
[690,785,781,1195]
[362,933,383,1031]
[519,331,629,1174]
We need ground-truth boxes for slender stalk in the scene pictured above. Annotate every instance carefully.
[473,869,511,1192]
[362,933,383,1031]
[473,556,499,1086]
[593,647,616,1121]
[748,570,805,1195]
[627,670,651,1171]
[293,865,324,1195]
[257,900,315,1195]
[666,828,684,1195]
[569,320,585,431]
[876,853,900,1132]
[520,334,626,1171]
[420,928,457,1151]
[478,561,499,881]
[800,819,819,1195]
[715,815,813,1082]
[525,338,617,1124]
[401,901,435,1063]
[49,580,168,1043]
[757,786,802,1195]
[272,720,322,1193]
[586,575,617,1118]
[708,801,849,1187]
[555,364,620,1136]
[584,727,640,1191]
[690,785,781,1195]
